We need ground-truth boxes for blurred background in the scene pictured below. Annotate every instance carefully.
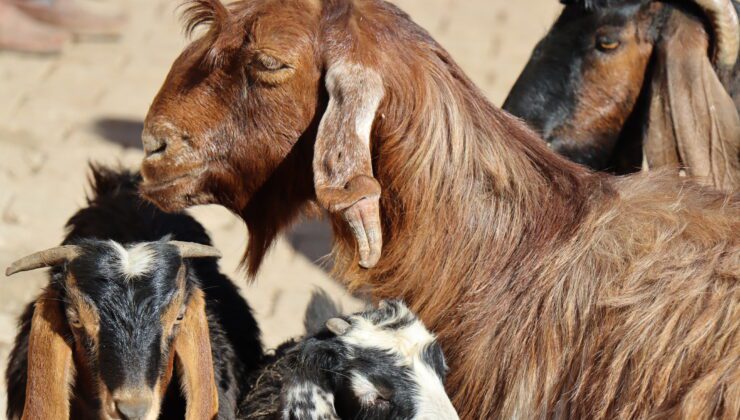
[0,0,561,410]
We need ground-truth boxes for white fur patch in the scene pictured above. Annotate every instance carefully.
[411,361,459,420]
[110,241,155,279]
[341,306,436,362]
[282,381,339,420]
[350,373,380,405]
[340,303,459,419]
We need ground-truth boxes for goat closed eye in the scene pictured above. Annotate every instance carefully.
[68,313,82,329]
[253,53,289,72]
[250,52,294,85]
[175,307,186,324]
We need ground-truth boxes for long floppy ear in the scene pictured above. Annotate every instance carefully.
[23,288,74,420]
[643,10,740,191]
[313,60,385,269]
[174,289,219,420]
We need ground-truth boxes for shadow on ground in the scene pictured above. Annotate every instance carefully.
[286,219,334,271]
[92,117,144,149]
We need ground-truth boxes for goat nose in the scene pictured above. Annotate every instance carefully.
[115,397,152,420]
[141,129,168,157]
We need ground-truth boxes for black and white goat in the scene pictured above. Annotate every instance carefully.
[5,166,262,420]
[239,296,459,420]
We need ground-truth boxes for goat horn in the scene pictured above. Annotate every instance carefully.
[6,245,81,276]
[169,241,222,259]
[692,0,740,70]
[326,318,351,336]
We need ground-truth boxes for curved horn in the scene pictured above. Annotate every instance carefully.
[5,245,81,276]
[169,241,222,259]
[692,0,740,70]
[326,318,351,336]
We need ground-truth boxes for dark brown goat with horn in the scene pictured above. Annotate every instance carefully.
[504,0,740,190]
[140,0,739,418]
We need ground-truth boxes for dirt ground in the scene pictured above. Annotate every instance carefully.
[0,0,561,412]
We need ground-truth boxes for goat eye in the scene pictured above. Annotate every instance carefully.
[68,315,82,328]
[254,54,287,72]
[175,308,186,323]
[596,36,620,52]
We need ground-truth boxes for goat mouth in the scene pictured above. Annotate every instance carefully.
[139,166,210,211]
[141,169,204,191]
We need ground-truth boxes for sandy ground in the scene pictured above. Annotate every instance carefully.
[0,0,561,413]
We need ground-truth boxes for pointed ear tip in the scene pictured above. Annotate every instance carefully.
[5,267,15,277]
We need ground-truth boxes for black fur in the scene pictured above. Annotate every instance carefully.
[5,165,263,419]
[302,289,342,336]
[560,0,647,10]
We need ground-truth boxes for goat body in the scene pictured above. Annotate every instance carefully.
[139,0,740,418]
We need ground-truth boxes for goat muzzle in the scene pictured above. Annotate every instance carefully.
[113,393,154,420]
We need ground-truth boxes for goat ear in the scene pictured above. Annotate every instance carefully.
[23,288,74,420]
[174,289,219,420]
[313,62,385,269]
[643,10,740,190]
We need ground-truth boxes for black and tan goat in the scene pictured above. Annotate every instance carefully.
[239,297,459,420]
[504,0,739,188]
[5,166,262,420]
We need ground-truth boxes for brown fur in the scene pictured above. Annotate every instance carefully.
[141,1,740,418]
[173,289,219,420]
[644,9,740,191]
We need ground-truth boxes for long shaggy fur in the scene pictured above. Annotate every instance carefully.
[143,0,739,418]
[317,2,740,418]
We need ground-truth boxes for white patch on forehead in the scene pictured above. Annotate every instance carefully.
[110,241,156,280]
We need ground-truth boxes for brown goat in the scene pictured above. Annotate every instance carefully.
[140,0,740,418]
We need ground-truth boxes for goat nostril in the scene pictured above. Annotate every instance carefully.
[151,142,167,155]
[141,130,168,157]
[115,398,152,420]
